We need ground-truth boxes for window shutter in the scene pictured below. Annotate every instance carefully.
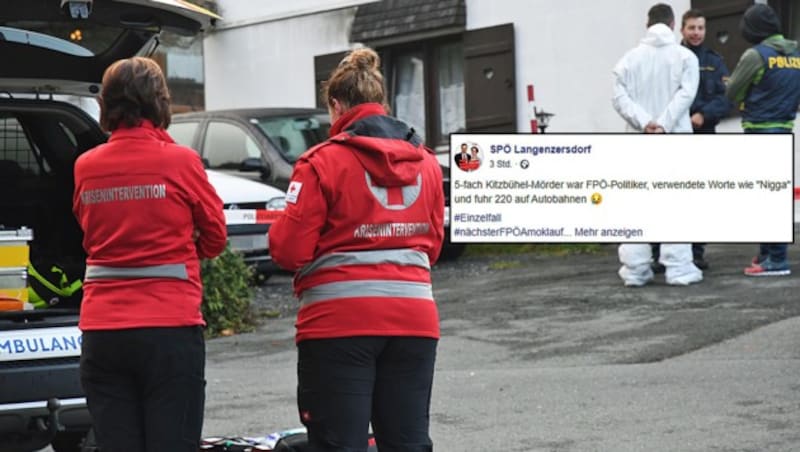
[464,23,516,132]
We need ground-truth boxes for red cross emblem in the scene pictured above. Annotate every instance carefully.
[366,172,421,210]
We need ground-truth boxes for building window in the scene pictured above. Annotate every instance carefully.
[383,38,465,149]
[437,41,466,143]
[393,51,427,140]
[315,24,515,150]
[0,116,45,176]
[153,32,205,113]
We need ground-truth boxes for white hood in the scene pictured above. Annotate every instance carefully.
[640,23,677,48]
[205,170,284,205]
[611,23,699,133]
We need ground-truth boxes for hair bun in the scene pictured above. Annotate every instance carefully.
[325,46,385,108]
[344,48,380,71]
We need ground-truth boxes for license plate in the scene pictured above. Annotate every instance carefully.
[228,234,268,252]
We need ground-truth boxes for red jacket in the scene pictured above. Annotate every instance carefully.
[73,121,226,331]
[269,103,444,343]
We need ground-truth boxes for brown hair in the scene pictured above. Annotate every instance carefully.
[99,57,171,131]
[681,8,705,28]
[322,47,386,110]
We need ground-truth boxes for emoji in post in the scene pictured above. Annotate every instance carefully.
[591,192,603,205]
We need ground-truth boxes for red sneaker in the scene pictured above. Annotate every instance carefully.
[744,260,791,276]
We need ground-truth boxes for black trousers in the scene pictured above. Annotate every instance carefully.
[80,326,206,452]
[297,336,437,452]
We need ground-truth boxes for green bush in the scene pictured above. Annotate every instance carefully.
[200,246,256,337]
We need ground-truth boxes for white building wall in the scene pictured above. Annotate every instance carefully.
[202,1,797,212]
[203,2,370,110]
[207,0,371,24]
[204,0,794,139]
[466,0,690,133]
[205,0,698,119]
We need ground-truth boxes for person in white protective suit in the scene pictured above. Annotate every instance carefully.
[611,3,703,287]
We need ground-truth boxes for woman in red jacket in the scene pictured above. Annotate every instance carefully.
[73,57,226,452]
[269,47,444,452]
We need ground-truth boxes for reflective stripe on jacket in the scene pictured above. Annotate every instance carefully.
[84,263,189,281]
[297,249,433,307]
[74,120,226,331]
[291,246,439,342]
[269,103,444,343]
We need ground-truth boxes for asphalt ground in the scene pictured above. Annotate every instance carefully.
[200,230,800,452]
[37,231,799,452]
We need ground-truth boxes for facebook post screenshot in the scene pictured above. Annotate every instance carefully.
[449,133,795,243]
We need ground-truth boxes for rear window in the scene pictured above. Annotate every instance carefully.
[168,121,200,148]
[0,22,125,56]
[252,115,329,163]
[203,121,260,168]
[0,116,48,176]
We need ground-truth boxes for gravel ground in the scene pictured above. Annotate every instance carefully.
[197,239,800,452]
[247,246,614,324]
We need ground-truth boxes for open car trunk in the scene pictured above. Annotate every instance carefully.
[0,99,108,311]
[0,1,219,312]
[0,0,218,97]
[0,3,217,450]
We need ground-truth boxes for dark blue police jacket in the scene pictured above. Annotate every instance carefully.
[742,44,800,125]
[685,43,733,132]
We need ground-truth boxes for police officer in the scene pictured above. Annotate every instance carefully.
[682,8,733,269]
[681,9,733,134]
[726,4,800,276]
[651,8,733,274]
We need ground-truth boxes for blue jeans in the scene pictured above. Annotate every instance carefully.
[759,244,788,262]
[745,127,791,263]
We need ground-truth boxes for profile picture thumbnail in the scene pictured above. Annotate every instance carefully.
[455,142,482,172]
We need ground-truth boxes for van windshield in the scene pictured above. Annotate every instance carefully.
[252,115,330,163]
